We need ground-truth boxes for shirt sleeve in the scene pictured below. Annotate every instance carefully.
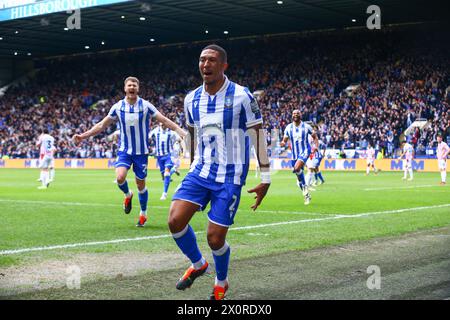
[107,103,119,120]
[242,88,263,128]
[184,94,194,127]
[145,101,159,119]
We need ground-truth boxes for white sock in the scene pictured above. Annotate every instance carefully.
[193,257,206,270]
[39,171,44,181]
[409,169,413,179]
[441,171,446,183]
[50,169,55,180]
[140,211,147,217]
[366,167,370,174]
[373,166,377,172]
[215,277,228,287]
[403,170,407,178]
[307,172,313,186]
[42,171,49,186]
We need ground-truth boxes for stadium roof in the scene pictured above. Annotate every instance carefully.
[0,0,446,59]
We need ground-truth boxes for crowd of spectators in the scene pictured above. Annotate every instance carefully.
[0,25,448,159]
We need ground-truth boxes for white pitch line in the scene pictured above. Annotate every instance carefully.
[0,199,118,207]
[0,203,448,256]
[0,199,170,211]
[364,185,443,191]
[252,209,330,216]
[0,199,329,216]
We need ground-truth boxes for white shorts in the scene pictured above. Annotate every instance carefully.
[438,159,447,170]
[403,159,412,169]
[367,159,374,166]
[39,156,53,169]
[306,158,320,169]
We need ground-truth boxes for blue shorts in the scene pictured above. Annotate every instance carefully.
[297,149,310,164]
[157,154,173,174]
[172,173,242,227]
[315,157,323,167]
[290,159,308,171]
[310,158,322,168]
[115,152,148,180]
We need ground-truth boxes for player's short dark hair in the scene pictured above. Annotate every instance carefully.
[42,128,49,134]
[202,44,227,63]
[124,76,140,85]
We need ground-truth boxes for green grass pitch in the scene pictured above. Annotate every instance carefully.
[1,168,449,269]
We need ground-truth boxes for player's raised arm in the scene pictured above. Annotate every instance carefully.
[154,112,187,139]
[72,115,115,145]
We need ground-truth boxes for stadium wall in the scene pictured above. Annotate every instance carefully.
[0,158,446,172]
[0,58,34,87]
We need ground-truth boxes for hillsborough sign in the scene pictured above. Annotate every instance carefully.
[0,0,131,22]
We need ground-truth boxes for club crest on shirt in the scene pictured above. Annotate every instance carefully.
[224,96,233,108]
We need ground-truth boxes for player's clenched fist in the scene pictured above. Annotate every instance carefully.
[72,134,84,145]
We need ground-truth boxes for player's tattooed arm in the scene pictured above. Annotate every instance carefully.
[72,116,115,145]
[247,123,270,211]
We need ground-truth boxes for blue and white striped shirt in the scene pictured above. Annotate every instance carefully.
[149,126,179,157]
[283,122,313,160]
[108,96,158,155]
[184,76,263,186]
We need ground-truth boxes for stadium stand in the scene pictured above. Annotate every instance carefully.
[0,26,448,159]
